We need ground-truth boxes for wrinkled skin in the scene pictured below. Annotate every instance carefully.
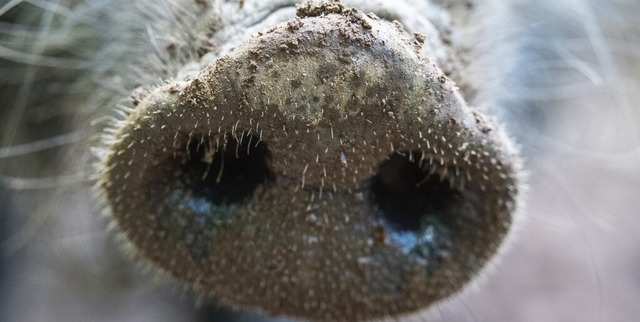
[1,0,640,322]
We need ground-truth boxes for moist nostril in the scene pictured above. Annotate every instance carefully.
[152,132,272,259]
[370,150,461,272]
[176,133,271,206]
[371,151,457,232]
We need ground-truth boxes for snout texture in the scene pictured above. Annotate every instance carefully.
[99,3,521,321]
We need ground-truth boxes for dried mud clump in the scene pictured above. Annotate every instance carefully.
[98,2,521,321]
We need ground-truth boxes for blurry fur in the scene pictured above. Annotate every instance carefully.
[1,0,639,321]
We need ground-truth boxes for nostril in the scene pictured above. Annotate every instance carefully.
[371,151,457,232]
[370,151,461,272]
[156,133,272,260]
[175,133,271,206]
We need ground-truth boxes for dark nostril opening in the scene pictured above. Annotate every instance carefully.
[179,133,271,205]
[371,151,457,232]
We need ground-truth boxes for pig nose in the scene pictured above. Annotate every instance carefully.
[98,2,522,321]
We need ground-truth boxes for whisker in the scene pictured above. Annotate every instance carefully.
[0,172,91,190]
[0,131,86,159]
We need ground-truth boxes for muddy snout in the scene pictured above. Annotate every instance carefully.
[99,3,521,321]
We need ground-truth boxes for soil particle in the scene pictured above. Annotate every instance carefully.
[472,108,494,133]
[414,32,427,44]
[296,1,346,18]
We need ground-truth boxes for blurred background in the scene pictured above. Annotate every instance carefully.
[1,0,639,321]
